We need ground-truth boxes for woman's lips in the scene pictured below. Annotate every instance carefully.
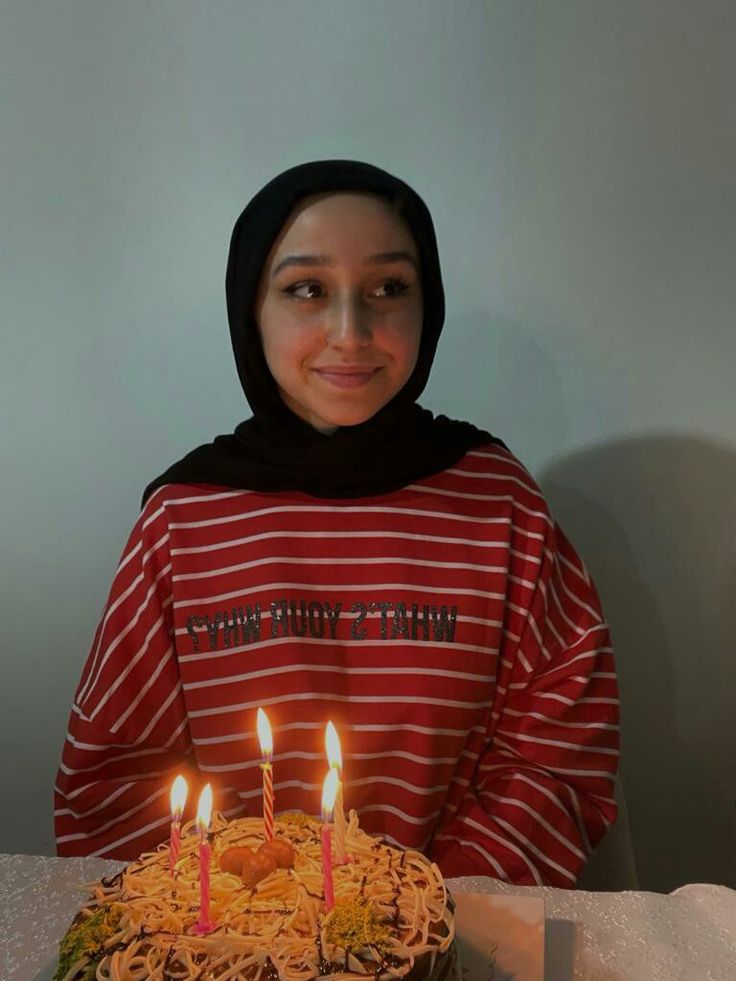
[313,367,380,388]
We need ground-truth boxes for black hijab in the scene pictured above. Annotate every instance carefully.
[141,160,505,507]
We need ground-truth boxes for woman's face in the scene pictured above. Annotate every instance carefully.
[254,192,423,433]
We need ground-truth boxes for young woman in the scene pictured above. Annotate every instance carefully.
[55,159,619,887]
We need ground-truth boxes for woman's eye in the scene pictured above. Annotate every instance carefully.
[285,281,323,300]
[379,277,411,297]
[283,277,411,300]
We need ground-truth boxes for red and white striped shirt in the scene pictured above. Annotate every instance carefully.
[55,444,619,887]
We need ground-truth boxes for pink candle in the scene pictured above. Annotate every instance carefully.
[196,837,213,933]
[321,824,335,911]
[193,784,215,935]
[169,775,188,876]
[325,722,347,864]
[321,768,339,911]
[169,819,181,876]
[257,708,275,841]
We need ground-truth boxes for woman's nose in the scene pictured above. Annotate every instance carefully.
[325,296,373,348]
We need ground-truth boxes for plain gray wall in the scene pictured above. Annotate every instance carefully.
[2,1,734,892]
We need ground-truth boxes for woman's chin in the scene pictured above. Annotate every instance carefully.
[307,404,385,432]
[311,415,371,432]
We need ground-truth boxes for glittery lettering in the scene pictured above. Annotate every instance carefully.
[235,603,262,644]
[271,600,289,638]
[371,602,392,640]
[390,602,409,640]
[308,601,325,638]
[324,601,343,639]
[205,611,225,650]
[431,605,458,642]
[186,595,458,649]
[350,602,368,640]
[288,599,308,637]
[222,609,239,648]
[186,615,208,653]
[410,604,431,641]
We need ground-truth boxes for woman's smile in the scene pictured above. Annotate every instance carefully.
[312,365,382,388]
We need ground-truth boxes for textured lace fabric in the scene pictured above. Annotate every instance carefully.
[451,876,736,981]
[1,854,125,980]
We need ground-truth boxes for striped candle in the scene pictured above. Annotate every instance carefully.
[333,779,347,863]
[257,708,275,841]
[261,761,274,841]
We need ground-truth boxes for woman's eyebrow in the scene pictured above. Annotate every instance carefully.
[272,251,418,278]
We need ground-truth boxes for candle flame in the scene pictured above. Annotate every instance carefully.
[197,783,213,832]
[325,720,342,773]
[170,774,188,819]
[257,707,273,760]
[322,767,339,821]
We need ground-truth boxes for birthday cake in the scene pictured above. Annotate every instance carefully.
[55,809,457,980]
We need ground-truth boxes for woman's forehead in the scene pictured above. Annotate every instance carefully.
[293,188,394,214]
[268,192,417,264]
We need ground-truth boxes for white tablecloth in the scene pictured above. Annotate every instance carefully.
[1,854,735,980]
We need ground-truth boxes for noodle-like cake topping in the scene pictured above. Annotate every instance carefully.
[55,809,456,981]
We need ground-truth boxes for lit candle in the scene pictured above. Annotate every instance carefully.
[257,707,274,841]
[325,721,347,864]
[169,774,188,876]
[321,768,339,911]
[193,783,214,935]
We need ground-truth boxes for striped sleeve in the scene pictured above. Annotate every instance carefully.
[430,517,619,887]
[55,490,204,859]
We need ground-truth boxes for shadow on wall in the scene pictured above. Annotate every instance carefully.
[425,312,572,455]
[539,434,736,893]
